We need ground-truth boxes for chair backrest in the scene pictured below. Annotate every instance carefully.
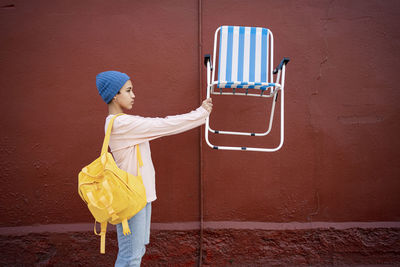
[216,26,272,88]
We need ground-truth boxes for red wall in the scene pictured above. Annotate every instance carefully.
[0,0,399,227]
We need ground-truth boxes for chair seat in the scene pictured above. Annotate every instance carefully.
[217,81,276,90]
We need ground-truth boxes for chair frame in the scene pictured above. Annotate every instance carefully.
[204,26,289,152]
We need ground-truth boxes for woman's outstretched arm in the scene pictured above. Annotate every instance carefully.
[107,98,212,150]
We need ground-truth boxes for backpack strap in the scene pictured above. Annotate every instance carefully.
[136,145,143,176]
[115,145,142,238]
[121,218,131,236]
[101,113,124,155]
[100,221,107,254]
[94,220,108,254]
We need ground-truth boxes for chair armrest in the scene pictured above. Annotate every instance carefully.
[204,54,213,70]
[273,57,290,74]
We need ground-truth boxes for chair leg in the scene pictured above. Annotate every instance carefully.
[204,62,286,152]
[205,86,284,152]
[206,87,279,137]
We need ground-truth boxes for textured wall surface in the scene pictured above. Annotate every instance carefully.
[1,227,399,266]
[0,0,398,226]
[0,0,399,265]
[201,0,400,222]
[0,0,202,225]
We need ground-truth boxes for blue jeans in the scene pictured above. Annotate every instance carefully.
[115,202,152,267]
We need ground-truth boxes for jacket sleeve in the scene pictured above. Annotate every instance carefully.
[108,106,210,150]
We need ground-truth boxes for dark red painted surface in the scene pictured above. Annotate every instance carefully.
[0,0,398,226]
[0,0,202,226]
[0,0,399,265]
[201,0,400,223]
[1,228,399,266]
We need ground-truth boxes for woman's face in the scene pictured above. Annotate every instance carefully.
[115,80,135,110]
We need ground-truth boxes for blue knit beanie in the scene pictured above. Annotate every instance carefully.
[96,71,131,104]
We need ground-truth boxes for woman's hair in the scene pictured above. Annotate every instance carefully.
[107,91,121,104]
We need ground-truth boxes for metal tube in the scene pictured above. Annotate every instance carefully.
[210,91,275,98]
[269,31,274,94]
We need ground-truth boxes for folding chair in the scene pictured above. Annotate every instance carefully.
[204,25,290,152]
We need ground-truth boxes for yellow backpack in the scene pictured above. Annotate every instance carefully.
[78,113,147,254]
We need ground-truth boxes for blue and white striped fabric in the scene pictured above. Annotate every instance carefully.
[217,26,275,91]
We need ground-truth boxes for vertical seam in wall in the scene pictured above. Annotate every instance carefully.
[198,0,204,266]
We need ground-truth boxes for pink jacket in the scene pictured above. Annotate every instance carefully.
[105,106,209,202]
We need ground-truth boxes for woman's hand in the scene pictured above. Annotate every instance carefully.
[201,98,213,114]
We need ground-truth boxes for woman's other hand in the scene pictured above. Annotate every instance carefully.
[201,98,213,114]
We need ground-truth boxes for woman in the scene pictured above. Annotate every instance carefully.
[96,70,213,266]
